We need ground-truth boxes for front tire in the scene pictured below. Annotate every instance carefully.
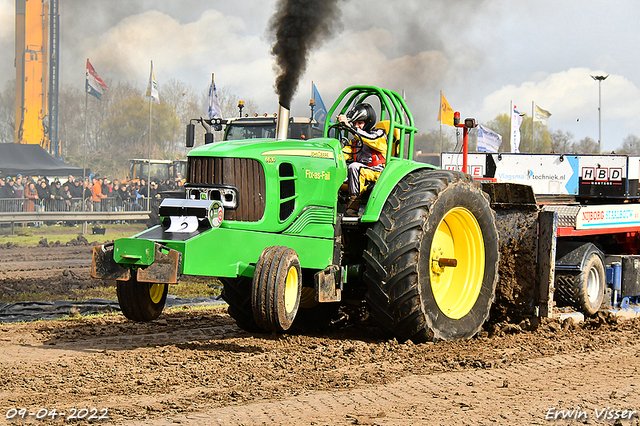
[116,274,168,321]
[252,246,302,332]
[364,170,499,342]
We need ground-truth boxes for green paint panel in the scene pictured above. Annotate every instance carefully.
[361,161,438,222]
[180,228,334,278]
[113,238,155,266]
[284,207,335,238]
[118,227,334,279]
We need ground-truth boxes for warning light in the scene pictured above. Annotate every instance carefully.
[453,111,460,126]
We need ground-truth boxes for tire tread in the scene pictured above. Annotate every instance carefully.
[364,170,499,342]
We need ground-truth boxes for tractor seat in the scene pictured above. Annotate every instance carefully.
[375,120,401,156]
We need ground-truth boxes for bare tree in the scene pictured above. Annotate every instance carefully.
[549,129,574,153]
[0,80,15,144]
[61,79,183,179]
[58,85,85,159]
[161,79,202,157]
[2,76,322,179]
[572,136,599,154]
[414,129,454,154]
[216,86,260,119]
[616,134,640,154]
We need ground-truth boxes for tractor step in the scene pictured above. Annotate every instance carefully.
[340,216,361,226]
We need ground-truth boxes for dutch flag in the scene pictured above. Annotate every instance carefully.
[86,59,108,100]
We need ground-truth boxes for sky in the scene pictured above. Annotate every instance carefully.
[2,0,639,152]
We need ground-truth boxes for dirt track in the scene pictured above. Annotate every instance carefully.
[1,244,640,425]
[0,240,103,300]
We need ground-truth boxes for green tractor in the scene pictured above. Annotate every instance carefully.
[91,85,499,342]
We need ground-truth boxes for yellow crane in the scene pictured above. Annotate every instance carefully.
[14,0,59,155]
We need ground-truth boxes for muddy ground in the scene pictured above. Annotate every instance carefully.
[1,243,639,425]
[0,238,108,301]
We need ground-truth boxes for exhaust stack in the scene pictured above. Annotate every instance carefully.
[276,103,290,141]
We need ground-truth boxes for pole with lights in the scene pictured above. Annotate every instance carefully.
[591,74,608,153]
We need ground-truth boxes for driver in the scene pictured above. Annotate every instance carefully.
[337,103,387,215]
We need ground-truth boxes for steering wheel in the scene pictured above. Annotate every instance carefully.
[328,123,364,155]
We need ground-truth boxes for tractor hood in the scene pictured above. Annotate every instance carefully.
[183,135,347,235]
[187,137,341,162]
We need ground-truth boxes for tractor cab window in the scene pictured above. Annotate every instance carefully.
[225,123,276,141]
[224,119,322,141]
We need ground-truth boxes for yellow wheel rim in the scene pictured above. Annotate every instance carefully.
[429,207,485,319]
[284,266,299,314]
[149,283,165,304]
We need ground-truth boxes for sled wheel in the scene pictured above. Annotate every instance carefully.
[578,253,606,315]
[252,246,302,332]
[221,277,263,333]
[364,169,499,342]
[116,274,168,322]
[556,252,605,316]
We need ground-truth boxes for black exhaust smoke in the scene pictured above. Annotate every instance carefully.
[268,0,343,109]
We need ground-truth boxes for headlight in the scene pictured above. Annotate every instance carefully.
[185,184,238,209]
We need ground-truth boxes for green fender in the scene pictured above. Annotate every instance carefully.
[361,160,438,223]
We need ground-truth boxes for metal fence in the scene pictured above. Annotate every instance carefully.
[0,197,153,233]
[0,197,150,213]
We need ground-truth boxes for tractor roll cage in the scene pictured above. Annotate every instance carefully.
[323,85,418,163]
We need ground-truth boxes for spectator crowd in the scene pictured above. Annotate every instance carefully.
[0,174,184,213]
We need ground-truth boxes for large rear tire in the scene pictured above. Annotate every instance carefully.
[116,274,168,321]
[364,170,499,342]
[252,246,302,332]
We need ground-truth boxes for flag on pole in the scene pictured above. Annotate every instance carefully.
[437,92,455,126]
[533,104,552,125]
[477,125,502,153]
[146,61,159,103]
[510,103,525,153]
[312,83,328,128]
[208,74,223,119]
[86,59,108,100]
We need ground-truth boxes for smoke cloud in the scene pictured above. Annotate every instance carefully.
[268,0,343,109]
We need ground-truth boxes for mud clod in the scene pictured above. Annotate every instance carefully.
[562,317,575,331]
[66,235,89,246]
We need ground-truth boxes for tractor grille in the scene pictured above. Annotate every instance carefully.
[187,157,265,222]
